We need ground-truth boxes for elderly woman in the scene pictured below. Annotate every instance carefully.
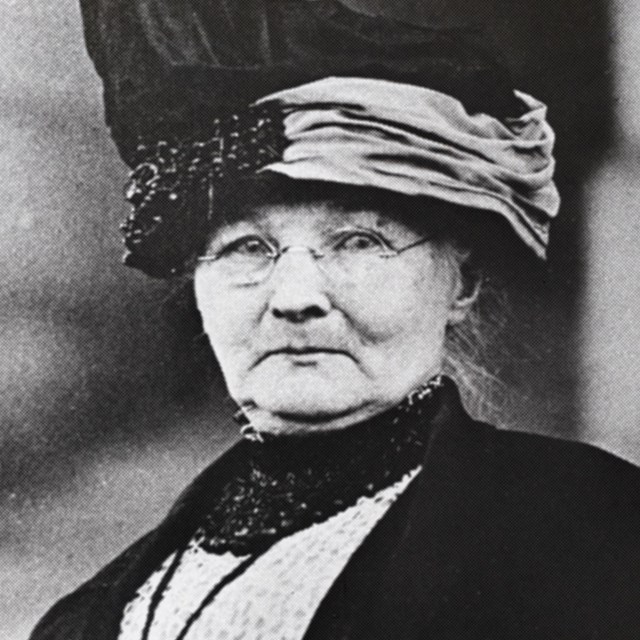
[32,1,640,639]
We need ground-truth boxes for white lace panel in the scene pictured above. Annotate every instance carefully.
[119,466,420,640]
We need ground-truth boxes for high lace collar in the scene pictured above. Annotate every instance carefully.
[194,375,446,555]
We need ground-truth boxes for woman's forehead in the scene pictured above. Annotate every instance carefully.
[217,201,406,234]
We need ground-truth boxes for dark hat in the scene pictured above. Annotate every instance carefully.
[81,0,523,161]
[80,0,558,277]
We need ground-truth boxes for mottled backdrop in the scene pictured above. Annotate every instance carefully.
[1,1,638,638]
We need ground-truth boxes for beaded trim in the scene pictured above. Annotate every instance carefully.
[119,106,286,276]
[195,375,445,554]
[397,374,444,416]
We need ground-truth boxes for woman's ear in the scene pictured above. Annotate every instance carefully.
[448,259,482,325]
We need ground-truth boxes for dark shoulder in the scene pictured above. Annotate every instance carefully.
[29,439,249,640]
[485,426,640,566]
[460,425,640,637]
[490,426,640,503]
[29,531,154,640]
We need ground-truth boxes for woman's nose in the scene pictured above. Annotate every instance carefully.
[267,249,332,322]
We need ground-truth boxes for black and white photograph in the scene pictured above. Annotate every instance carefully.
[1,1,639,638]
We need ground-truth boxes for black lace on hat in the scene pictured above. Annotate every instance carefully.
[80,0,526,278]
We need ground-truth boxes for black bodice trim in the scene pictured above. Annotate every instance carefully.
[194,375,445,554]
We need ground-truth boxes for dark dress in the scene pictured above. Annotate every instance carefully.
[31,379,640,640]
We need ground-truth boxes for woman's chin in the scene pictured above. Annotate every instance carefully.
[252,383,368,421]
[241,403,378,434]
[235,364,382,432]
[251,359,365,402]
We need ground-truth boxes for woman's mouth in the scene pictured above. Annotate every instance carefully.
[256,347,354,366]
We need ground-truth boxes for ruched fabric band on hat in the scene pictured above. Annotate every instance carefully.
[256,77,560,258]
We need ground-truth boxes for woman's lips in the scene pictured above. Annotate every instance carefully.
[255,347,354,365]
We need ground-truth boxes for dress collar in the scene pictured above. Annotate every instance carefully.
[195,375,446,554]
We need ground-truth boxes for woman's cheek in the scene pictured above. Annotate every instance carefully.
[207,311,258,361]
[343,286,434,347]
[195,282,260,364]
[343,256,449,343]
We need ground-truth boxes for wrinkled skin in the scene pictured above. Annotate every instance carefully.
[194,202,473,434]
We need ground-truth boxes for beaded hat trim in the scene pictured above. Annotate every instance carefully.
[120,106,286,277]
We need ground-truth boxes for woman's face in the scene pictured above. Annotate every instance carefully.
[194,201,469,434]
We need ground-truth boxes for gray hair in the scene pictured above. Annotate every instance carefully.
[439,240,514,425]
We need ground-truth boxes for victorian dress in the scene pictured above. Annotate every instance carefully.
[31,377,640,640]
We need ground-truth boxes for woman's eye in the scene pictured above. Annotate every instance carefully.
[334,231,389,253]
[217,236,273,259]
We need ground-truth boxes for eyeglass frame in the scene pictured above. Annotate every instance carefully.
[195,231,434,286]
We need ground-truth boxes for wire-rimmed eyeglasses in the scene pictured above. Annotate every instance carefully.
[196,228,433,286]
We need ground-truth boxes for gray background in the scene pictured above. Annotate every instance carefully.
[1,1,639,637]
